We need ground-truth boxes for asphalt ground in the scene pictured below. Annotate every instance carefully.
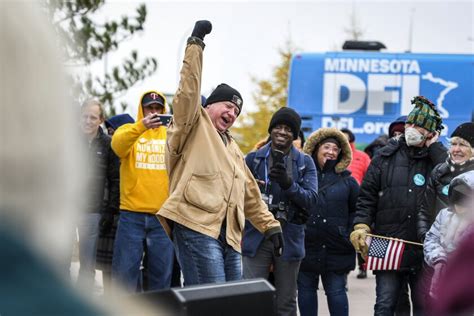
[71,257,376,315]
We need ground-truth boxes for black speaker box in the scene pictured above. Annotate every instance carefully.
[138,278,276,316]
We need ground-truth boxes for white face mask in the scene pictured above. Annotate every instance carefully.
[405,127,425,146]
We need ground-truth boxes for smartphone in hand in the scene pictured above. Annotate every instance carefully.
[157,114,173,126]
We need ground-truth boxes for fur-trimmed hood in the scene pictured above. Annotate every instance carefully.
[303,127,352,173]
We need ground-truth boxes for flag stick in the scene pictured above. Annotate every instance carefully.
[367,233,423,247]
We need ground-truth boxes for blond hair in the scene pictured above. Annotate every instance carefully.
[449,136,474,158]
[82,99,105,120]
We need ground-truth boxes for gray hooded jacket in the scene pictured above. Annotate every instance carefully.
[424,170,474,267]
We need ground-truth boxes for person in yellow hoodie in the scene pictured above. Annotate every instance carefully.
[158,21,283,286]
[111,91,174,292]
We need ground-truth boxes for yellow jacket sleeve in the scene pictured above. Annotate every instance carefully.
[111,121,147,158]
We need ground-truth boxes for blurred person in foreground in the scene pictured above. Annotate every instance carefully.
[427,200,474,316]
[298,128,359,316]
[78,99,120,291]
[350,96,448,315]
[158,21,282,286]
[0,3,95,314]
[111,91,174,292]
[242,107,317,315]
[0,3,156,315]
[0,3,167,315]
[423,171,474,306]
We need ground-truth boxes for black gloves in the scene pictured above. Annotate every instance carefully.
[292,208,310,225]
[268,231,284,257]
[191,20,212,41]
[99,213,114,235]
[269,162,293,190]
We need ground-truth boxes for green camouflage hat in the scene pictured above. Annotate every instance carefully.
[406,96,443,133]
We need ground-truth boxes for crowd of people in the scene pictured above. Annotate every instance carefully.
[70,20,474,316]
[1,1,473,313]
[6,3,470,315]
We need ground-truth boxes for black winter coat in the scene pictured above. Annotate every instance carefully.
[86,128,120,215]
[417,159,474,240]
[354,137,447,270]
[301,161,359,274]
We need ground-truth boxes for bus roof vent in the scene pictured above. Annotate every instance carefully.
[342,41,386,51]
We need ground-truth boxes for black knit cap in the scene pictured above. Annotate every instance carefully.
[320,137,341,148]
[268,107,301,140]
[340,128,355,143]
[205,83,243,115]
[451,122,474,148]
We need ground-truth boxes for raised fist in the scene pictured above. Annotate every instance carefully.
[191,20,212,40]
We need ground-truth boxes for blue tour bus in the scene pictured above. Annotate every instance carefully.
[287,51,474,145]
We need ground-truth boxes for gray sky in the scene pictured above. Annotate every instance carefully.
[90,0,474,117]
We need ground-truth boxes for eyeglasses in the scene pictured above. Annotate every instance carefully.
[320,143,341,154]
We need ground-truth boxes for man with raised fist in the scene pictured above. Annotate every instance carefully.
[158,21,283,286]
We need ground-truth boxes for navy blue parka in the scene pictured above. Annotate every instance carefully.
[300,128,359,274]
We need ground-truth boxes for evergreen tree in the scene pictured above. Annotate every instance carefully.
[45,0,157,115]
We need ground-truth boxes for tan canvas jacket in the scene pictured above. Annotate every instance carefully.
[158,38,281,253]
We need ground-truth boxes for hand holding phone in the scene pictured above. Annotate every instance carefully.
[272,149,285,164]
[157,114,173,126]
[143,113,163,129]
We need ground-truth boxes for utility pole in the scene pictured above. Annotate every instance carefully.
[407,8,415,53]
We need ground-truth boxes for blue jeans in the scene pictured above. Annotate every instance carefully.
[297,271,349,316]
[172,223,241,286]
[375,271,422,316]
[243,239,301,316]
[112,211,174,292]
[77,213,101,289]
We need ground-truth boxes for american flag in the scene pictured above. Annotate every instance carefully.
[366,236,405,270]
